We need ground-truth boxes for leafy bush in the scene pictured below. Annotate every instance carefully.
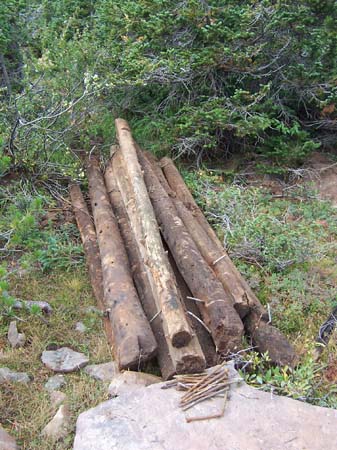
[239,351,337,407]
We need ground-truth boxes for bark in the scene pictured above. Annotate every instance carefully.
[69,184,114,349]
[137,149,244,354]
[105,161,206,379]
[160,156,267,319]
[114,118,193,348]
[87,157,157,370]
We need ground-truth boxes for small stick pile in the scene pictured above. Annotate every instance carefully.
[70,118,297,380]
[163,362,241,421]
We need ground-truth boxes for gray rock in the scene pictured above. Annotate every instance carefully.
[42,404,71,441]
[0,425,18,450]
[41,347,89,373]
[49,391,67,409]
[84,362,118,382]
[0,367,31,384]
[13,300,52,314]
[44,375,66,391]
[108,371,161,396]
[74,363,337,450]
[7,321,26,348]
[75,322,86,333]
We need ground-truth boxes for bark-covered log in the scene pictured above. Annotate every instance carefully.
[160,156,267,319]
[69,184,114,349]
[105,161,206,379]
[160,157,297,366]
[245,311,298,366]
[87,157,157,370]
[114,118,193,348]
[137,150,244,354]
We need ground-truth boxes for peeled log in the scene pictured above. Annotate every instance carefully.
[114,118,193,348]
[105,161,206,379]
[137,150,244,354]
[87,157,157,370]
[69,184,114,349]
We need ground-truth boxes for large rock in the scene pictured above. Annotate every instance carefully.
[7,321,26,348]
[74,364,337,450]
[108,371,161,396]
[0,425,18,450]
[42,404,71,441]
[41,347,89,373]
[84,362,118,382]
[0,367,31,384]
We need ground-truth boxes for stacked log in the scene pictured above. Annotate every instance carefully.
[70,118,297,379]
[87,157,157,369]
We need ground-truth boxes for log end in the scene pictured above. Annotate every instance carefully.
[117,331,158,370]
[171,330,193,348]
[176,354,206,375]
[245,312,298,367]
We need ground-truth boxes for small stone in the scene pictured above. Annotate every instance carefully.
[84,362,118,382]
[41,347,89,373]
[0,425,18,450]
[108,371,161,397]
[45,375,66,391]
[42,404,71,441]
[75,322,86,333]
[7,321,26,348]
[13,300,52,314]
[0,367,31,384]
[50,391,67,409]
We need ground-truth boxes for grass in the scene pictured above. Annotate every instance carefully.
[0,269,111,449]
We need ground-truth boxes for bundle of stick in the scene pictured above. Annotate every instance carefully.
[163,362,241,422]
[70,118,297,380]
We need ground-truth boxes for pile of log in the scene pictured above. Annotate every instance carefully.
[70,118,297,380]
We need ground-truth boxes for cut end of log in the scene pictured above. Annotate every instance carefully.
[245,311,298,367]
[172,330,193,349]
[176,354,206,375]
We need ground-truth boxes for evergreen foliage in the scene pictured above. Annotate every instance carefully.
[0,0,336,181]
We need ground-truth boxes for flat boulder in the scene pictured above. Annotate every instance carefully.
[42,347,89,373]
[74,365,337,450]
